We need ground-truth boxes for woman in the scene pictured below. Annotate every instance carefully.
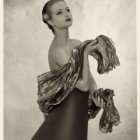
[32,0,103,139]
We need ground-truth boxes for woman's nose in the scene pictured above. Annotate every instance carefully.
[64,11,70,17]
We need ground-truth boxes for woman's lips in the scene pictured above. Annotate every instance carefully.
[65,18,71,22]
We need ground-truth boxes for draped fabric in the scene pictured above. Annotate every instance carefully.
[37,35,120,133]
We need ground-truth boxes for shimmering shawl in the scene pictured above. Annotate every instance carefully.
[37,35,120,133]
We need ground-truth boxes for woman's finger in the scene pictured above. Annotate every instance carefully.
[94,91,98,98]
[97,95,100,103]
[103,102,106,109]
[87,40,97,47]
[92,39,98,45]
[101,99,104,108]
[99,97,102,108]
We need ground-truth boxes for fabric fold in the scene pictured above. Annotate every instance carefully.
[37,35,120,133]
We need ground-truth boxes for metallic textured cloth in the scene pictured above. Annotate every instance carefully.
[37,35,120,133]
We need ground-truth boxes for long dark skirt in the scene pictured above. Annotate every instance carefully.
[32,88,89,140]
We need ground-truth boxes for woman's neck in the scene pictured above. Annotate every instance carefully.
[53,28,70,47]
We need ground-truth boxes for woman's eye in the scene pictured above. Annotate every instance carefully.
[66,8,70,12]
[56,11,62,15]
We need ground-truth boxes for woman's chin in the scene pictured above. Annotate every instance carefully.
[68,23,73,27]
[64,21,73,27]
[60,24,72,29]
[67,24,72,28]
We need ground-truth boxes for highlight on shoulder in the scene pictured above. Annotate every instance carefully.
[70,39,82,49]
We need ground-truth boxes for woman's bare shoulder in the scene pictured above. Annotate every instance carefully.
[48,43,61,70]
[48,39,82,70]
[70,39,82,48]
[49,43,66,57]
[48,43,70,69]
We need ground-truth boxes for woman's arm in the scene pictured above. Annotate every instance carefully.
[53,39,98,92]
[89,71,105,108]
[73,39,104,107]
[88,71,97,94]
[76,41,98,92]
[76,52,90,91]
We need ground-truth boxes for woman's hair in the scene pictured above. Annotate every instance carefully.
[42,0,64,34]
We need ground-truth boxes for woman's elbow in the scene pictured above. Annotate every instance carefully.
[83,84,89,92]
[76,80,89,92]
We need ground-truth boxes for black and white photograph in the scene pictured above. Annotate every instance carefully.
[2,0,138,140]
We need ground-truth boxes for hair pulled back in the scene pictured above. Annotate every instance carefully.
[42,0,64,34]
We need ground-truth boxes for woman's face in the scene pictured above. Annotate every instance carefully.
[49,1,73,30]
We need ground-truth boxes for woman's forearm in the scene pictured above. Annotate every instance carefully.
[76,52,90,91]
[88,71,97,95]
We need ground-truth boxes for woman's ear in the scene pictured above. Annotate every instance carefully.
[43,13,54,26]
[42,13,49,22]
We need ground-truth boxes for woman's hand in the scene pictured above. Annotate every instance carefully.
[93,96,105,109]
[92,91,105,109]
[83,39,100,55]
